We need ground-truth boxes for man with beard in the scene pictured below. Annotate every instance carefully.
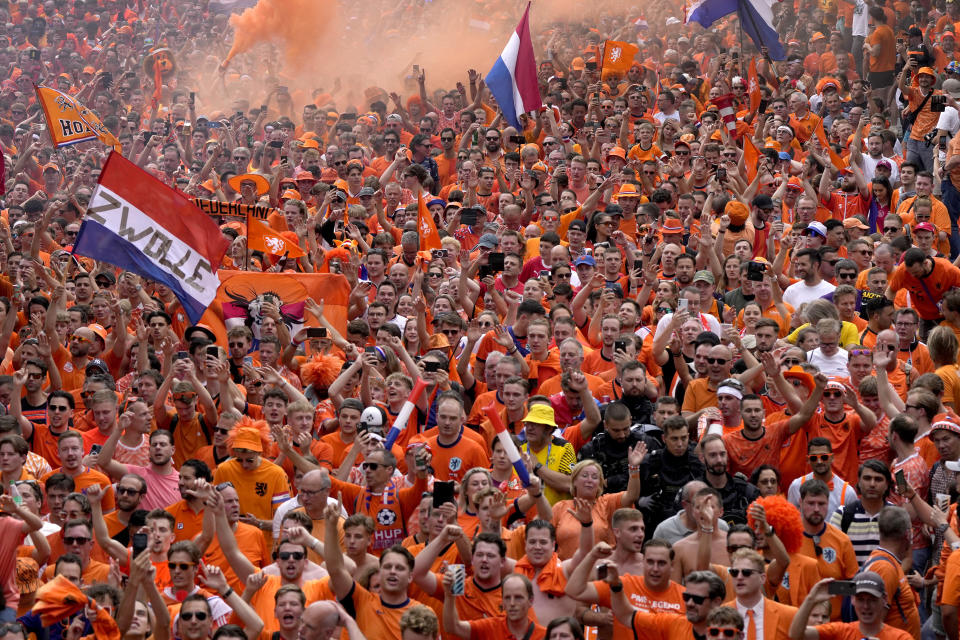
[789,573,913,640]
[796,479,859,620]
[699,435,761,526]
[53,326,97,392]
[595,361,657,427]
[101,473,146,545]
[637,416,705,525]
[41,431,115,510]
[578,402,652,493]
[783,248,836,309]
[788,438,859,515]
[97,415,180,511]
[608,569,728,640]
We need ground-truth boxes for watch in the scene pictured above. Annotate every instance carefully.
[533,462,544,476]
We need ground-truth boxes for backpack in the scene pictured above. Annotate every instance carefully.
[839,499,865,534]
[840,553,908,623]
[168,412,213,447]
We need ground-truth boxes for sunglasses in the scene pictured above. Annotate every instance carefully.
[682,592,708,604]
[173,392,197,402]
[883,226,899,232]
[70,335,91,344]
[333,161,347,166]
[440,137,454,142]
[361,461,383,471]
[48,404,71,415]
[708,629,738,638]
[656,307,673,313]
[63,536,90,545]
[180,611,208,622]
[117,487,142,496]
[808,454,831,463]
[214,426,231,435]
[822,391,843,399]
[727,544,752,555]
[837,272,857,279]
[278,551,305,561]
[168,562,196,571]
[782,358,802,366]
[706,357,729,365]
[727,568,759,578]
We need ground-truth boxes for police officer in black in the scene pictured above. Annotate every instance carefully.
[699,433,760,526]
[635,415,705,529]
[578,401,658,494]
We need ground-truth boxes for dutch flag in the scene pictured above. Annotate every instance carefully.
[72,152,229,324]
[686,0,785,60]
[484,3,543,131]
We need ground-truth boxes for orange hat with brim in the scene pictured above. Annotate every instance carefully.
[228,173,270,195]
[606,147,627,161]
[301,139,320,150]
[918,67,937,78]
[783,366,814,393]
[232,427,263,452]
[613,184,641,200]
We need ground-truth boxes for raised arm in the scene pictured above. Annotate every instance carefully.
[85,484,129,563]
[322,494,355,599]
[441,566,473,640]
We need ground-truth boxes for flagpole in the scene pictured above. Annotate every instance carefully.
[738,0,767,58]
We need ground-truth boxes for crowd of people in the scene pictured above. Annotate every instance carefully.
[6,0,960,640]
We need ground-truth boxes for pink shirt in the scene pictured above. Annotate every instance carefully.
[125,465,181,511]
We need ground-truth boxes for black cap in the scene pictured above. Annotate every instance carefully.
[752,194,775,210]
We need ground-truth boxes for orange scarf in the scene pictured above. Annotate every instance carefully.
[515,553,567,597]
[527,350,562,387]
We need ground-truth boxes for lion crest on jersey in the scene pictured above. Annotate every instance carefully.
[448,457,463,472]
[377,508,397,526]
[821,547,837,563]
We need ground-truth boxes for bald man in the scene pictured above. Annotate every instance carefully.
[300,600,366,640]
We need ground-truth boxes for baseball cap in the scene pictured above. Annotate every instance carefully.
[568,219,587,232]
[357,187,376,198]
[574,255,596,267]
[915,222,937,233]
[752,194,775,210]
[803,221,828,238]
[843,217,869,230]
[693,270,715,285]
[85,359,109,375]
[854,571,887,599]
[944,78,960,99]
[475,233,499,250]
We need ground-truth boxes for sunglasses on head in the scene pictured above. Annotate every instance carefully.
[278,551,305,561]
[727,568,759,578]
[173,392,197,402]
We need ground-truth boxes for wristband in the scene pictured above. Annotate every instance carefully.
[531,492,543,499]
[700,527,715,534]
[221,587,234,599]
[580,520,594,528]
[610,583,623,593]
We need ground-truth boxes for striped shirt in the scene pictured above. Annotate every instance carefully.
[829,501,891,568]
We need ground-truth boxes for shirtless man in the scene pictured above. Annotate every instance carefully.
[671,487,729,582]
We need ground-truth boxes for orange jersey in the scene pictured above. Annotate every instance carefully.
[798,524,859,619]
[166,499,205,543]
[594,575,685,640]
[329,475,428,553]
[213,458,291,523]
[346,582,428,640]
[203,522,270,593]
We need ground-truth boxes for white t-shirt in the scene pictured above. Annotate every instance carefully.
[937,105,959,136]
[783,280,836,309]
[852,0,869,37]
[860,154,900,184]
[806,347,850,377]
[653,311,723,341]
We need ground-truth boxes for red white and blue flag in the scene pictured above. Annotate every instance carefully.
[72,152,229,324]
[685,0,785,60]
[484,2,542,130]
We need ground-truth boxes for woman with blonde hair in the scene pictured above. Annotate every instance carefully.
[928,325,960,410]
[550,445,644,558]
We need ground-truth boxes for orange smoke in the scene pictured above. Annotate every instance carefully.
[222,0,337,68]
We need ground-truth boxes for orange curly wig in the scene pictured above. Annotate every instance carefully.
[318,247,352,274]
[300,353,343,390]
[226,416,272,451]
[747,495,804,554]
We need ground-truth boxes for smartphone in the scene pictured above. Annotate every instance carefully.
[717,165,727,181]
[433,481,455,508]
[176,350,188,360]
[208,121,223,129]
[510,135,525,144]
[28,49,40,61]
[143,131,155,142]
[190,91,195,102]
[828,580,857,596]
[897,38,905,46]
[540,270,551,278]
[597,564,608,580]
[585,61,597,71]
[132,532,148,558]
[89,444,102,456]
[281,155,288,164]
[365,346,378,355]
[487,252,505,271]
[206,345,219,358]
[424,360,441,373]
[895,469,908,495]
[460,208,480,226]
[941,137,949,151]
[614,339,628,353]
[678,299,689,311]
[306,327,327,339]
[747,261,766,282]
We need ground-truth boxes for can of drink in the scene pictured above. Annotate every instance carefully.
[936,493,950,511]
[450,564,466,596]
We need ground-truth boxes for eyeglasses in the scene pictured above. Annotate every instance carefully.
[706,357,729,365]
[708,629,738,638]
[808,454,831,463]
[63,536,90,545]
[727,568,759,578]
[228,342,246,348]
[117,486,142,496]
[361,461,383,471]
[855,249,874,255]
[822,391,843,399]
[896,321,917,327]
[440,137,454,142]
[682,592,708,604]
[180,611,208,622]
[168,562,196,571]
[278,551,305,561]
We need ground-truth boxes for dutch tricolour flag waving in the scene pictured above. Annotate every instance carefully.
[485,3,543,131]
[686,0,786,60]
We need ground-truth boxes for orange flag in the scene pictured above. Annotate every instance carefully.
[743,135,760,183]
[246,213,306,258]
[747,58,762,114]
[417,191,442,251]
[814,118,848,171]
[600,40,640,80]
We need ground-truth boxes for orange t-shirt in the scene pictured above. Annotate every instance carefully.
[468,617,545,640]
[814,411,868,483]
[348,582,429,640]
[40,466,115,511]
[424,432,490,482]
[166,499,205,543]
[798,524,859,619]
[812,622,912,640]
[203,521,270,593]
[594,575,685,640]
